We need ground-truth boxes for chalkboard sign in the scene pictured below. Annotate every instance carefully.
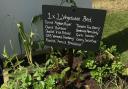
[42,5,106,51]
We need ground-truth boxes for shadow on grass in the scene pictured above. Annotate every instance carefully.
[102,28,128,53]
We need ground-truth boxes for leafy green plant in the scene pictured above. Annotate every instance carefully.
[83,58,96,69]
[2,46,23,71]
[111,61,124,76]
[1,41,126,89]
[1,66,32,89]
[45,49,68,70]
[81,43,125,89]
[1,46,70,89]
[17,22,34,64]
[90,65,110,86]
[0,63,70,89]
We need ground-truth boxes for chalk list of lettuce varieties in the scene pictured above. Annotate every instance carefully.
[42,5,106,51]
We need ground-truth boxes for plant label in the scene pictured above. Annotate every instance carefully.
[42,5,106,51]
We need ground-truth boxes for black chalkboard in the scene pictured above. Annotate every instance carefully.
[42,5,106,51]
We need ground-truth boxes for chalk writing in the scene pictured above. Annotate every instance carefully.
[42,5,106,51]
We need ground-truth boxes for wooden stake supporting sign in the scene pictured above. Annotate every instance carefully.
[42,5,106,51]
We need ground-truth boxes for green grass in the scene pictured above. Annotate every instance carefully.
[103,11,128,38]
[102,11,128,63]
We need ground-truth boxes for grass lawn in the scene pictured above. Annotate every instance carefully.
[93,0,128,64]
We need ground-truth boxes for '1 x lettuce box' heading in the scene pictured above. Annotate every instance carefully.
[42,5,106,51]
